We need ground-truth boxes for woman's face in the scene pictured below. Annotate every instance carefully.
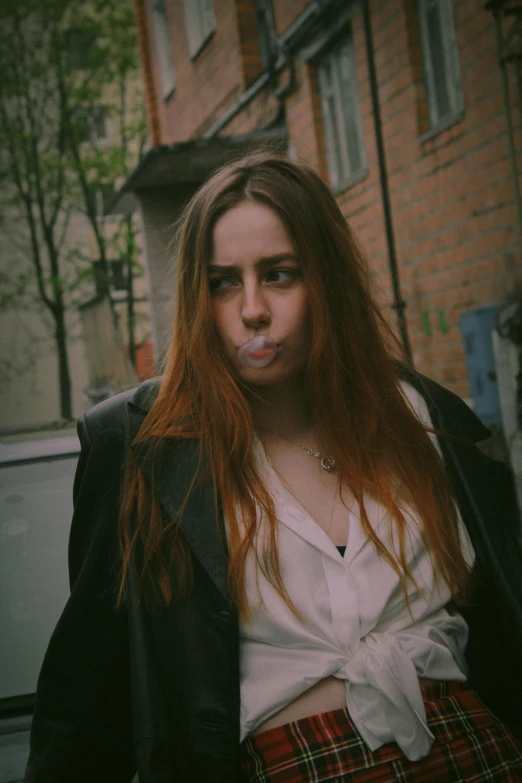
[209,200,311,387]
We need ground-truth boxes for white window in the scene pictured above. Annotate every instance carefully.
[182,0,216,58]
[418,0,463,128]
[88,108,109,144]
[150,0,176,98]
[76,107,109,145]
[317,35,365,191]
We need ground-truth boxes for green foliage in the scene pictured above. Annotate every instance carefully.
[0,0,146,290]
[0,0,147,414]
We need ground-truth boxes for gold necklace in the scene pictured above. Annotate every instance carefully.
[262,427,336,472]
[262,445,338,536]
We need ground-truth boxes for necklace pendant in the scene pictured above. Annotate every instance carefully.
[321,456,336,471]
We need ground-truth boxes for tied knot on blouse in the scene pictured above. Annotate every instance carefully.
[232,382,475,762]
[340,632,436,760]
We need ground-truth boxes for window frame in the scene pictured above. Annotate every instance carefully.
[149,0,176,99]
[254,0,277,71]
[92,258,129,299]
[75,106,109,147]
[417,0,464,138]
[316,34,367,194]
[182,0,216,59]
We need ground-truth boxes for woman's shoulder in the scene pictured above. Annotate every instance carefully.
[395,364,490,444]
[80,376,162,449]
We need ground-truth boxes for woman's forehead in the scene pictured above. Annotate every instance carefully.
[211,201,295,264]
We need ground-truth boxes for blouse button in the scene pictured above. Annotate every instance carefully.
[398,722,414,739]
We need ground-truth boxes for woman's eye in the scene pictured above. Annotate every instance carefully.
[209,277,233,291]
[266,269,297,283]
[209,269,298,290]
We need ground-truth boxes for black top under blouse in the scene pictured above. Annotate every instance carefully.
[336,545,346,557]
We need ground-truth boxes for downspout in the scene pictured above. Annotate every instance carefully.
[492,9,522,241]
[361,0,413,365]
[134,0,161,147]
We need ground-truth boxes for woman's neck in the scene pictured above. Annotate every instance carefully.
[250,378,314,437]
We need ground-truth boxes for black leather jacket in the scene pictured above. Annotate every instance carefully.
[24,371,522,783]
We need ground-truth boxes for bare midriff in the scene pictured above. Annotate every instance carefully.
[252,674,444,736]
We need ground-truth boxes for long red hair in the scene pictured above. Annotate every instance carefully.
[117,151,474,619]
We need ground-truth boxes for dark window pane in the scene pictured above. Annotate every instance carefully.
[73,108,91,143]
[86,182,115,218]
[92,260,109,296]
[111,260,127,291]
[64,26,97,70]
[255,0,274,69]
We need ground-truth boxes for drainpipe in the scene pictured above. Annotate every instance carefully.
[361,0,412,365]
[492,9,522,241]
[135,0,161,147]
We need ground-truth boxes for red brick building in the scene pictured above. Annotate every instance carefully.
[111,0,522,408]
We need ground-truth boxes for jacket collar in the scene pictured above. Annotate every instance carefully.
[127,377,230,603]
[127,376,162,413]
[123,370,490,605]
[396,365,491,443]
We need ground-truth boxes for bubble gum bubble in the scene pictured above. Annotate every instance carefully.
[238,335,278,369]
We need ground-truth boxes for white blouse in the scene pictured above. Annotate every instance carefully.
[235,383,475,761]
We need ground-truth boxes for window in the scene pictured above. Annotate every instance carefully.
[88,108,109,143]
[254,0,276,70]
[65,26,97,70]
[76,107,109,145]
[182,0,216,58]
[92,259,128,298]
[149,0,176,98]
[109,259,128,293]
[417,0,463,129]
[86,182,116,218]
[317,35,365,191]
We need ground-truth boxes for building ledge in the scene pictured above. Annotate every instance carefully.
[106,128,287,216]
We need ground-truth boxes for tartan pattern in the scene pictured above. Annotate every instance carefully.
[241,681,522,782]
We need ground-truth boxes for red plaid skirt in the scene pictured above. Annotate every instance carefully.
[241,681,522,782]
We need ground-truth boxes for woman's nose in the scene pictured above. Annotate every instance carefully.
[241,283,270,328]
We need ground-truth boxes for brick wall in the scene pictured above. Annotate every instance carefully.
[138,0,522,397]
[147,0,266,142]
[365,0,521,392]
[272,0,310,36]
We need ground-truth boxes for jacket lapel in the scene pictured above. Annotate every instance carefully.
[126,380,230,602]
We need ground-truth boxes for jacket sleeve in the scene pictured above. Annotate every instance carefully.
[24,412,137,783]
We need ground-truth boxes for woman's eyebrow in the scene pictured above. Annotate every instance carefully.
[208,253,298,273]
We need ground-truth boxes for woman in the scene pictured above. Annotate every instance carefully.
[25,152,522,783]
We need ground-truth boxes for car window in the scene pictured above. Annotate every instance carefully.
[0,454,78,700]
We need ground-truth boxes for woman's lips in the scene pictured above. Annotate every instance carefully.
[237,335,279,368]
[248,349,274,360]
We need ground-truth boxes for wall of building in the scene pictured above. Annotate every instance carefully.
[141,0,521,400]
[138,184,198,362]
